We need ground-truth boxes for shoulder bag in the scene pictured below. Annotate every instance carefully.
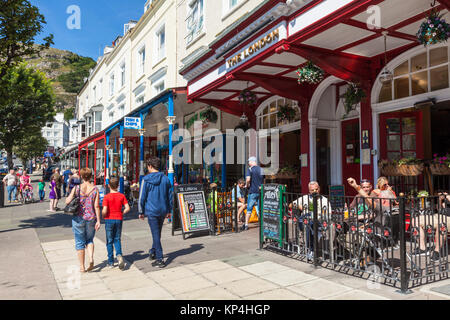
[64,185,80,216]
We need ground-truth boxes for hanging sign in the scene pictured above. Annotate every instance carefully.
[124,117,141,130]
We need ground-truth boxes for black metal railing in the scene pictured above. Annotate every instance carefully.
[262,192,450,291]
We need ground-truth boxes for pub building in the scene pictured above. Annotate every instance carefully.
[180,0,450,196]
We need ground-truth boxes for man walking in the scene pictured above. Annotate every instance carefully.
[242,156,263,231]
[3,169,18,203]
[138,156,173,268]
[62,167,73,197]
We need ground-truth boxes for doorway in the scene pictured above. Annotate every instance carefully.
[342,119,360,196]
[316,128,331,194]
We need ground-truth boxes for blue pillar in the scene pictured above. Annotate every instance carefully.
[119,123,124,193]
[139,112,145,186]
[105,134,110,186]
[222,134,227,188]
[167,95,175,186]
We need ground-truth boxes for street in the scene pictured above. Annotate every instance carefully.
[0,172,448,301]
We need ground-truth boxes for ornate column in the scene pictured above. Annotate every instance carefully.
[105,143,111,185]
[166,115,176,186]
[138,128,146,185]
[119,133,125,193]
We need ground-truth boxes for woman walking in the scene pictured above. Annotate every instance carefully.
[68,169,81,195]
[66,168,101,273]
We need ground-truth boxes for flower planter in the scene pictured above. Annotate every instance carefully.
[398,164,423,176]
[380,164,403,177]
[430,163,450,175]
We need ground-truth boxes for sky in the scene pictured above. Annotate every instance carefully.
[31,0,145,60]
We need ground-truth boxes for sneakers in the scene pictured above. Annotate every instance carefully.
[152,259,166,268]
[117,255,125,270]
[431,251,440,261]
[413,247,429,256]
[240,225,249,231]
[149,252,156,261]
[107,263,115,269]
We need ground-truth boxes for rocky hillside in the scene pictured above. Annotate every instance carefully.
[24,47,96,119]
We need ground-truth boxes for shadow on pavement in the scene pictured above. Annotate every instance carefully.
[15,213,73,230]
[124,244,205,267]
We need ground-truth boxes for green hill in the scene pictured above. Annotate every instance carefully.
[24,47,96,119]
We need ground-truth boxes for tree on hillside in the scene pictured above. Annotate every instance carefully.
[13,129,48,168]
[57,54,96,93]
[0,63,55,168]
[0,0,54,79]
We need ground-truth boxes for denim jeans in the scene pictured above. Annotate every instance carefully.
[39,190,45,201]
[105,219,123,264]
[63,182,67,196]
[147,215,165,260]
[72,215,96,250]
[247,193,260,217]
[7,185,16,201]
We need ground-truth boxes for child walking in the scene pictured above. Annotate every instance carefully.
[38,179,45,202]
[48,177,57,212]
[102,177,130,269]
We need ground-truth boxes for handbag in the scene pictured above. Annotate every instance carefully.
[64,186,80,215]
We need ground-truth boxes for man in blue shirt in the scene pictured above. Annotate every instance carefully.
[232,178,247,225]
[242,157,263,231]
[62,167,73,197]
[138,156,173,268]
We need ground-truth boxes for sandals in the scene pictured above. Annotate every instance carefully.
[86,262,94,272]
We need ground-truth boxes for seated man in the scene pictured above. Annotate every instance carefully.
[347,178,376,221]
[232,178,247,225]
[291,181,333,260]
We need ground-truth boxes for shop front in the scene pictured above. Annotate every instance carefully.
[78,131,106,185]
[181,0,450,195]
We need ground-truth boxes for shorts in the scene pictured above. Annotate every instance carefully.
[72,215,96,250]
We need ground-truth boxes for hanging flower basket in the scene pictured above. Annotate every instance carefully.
[238,89,257,106]
[296,61,324,84]
[398,164,424,176]
[277,104,297,123]
[379,162,403,176]
[417,10,450,46]
[430,164,450,175]
[199,106,218,124]
[340,83,366,117]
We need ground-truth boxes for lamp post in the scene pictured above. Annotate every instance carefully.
[138,128,146,184]
[105,144,111,184]
[166,115,176,185]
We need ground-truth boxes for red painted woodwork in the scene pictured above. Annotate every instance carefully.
[342,118,360,196]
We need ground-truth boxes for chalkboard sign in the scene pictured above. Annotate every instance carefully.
[261,184,285,246]
[329,185,345,209]
[175,184,210,238]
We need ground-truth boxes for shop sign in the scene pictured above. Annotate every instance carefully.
[261,184,285,246]
[124,117,141,130]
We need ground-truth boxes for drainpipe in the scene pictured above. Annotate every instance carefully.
[119,123,125,193]
[166,94,176,186]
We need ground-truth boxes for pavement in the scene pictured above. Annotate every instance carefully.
[1,172,450,300]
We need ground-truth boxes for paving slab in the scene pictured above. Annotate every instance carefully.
[159,275,216,295]
[239,261,292,277]
[260,268,319,287]
[219,277,279,297]
[244,288,308,300]
[329,289,390,300]
[146,266,197,283]
[185,260,234,274]
[113,285,173,300]
[175,286,239,300]
[287,279,355,300]
[202,268,254,285]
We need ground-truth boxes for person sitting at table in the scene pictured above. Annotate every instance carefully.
[347,178,377,221]
[291,181,333,260]
[232,178,247,225]
[347,177,397,211]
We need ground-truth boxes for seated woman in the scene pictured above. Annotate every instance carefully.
[347,178,375,221]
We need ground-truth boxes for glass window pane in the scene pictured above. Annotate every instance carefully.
[394,61,408,76]
[269,101,277,113]
[430,47,448,67]
[402,134,416,151]
[387,135,401,151]
[411,71,428,95]
[386,118,400,134]
[270,114,277,128]
[387,152,401,161]
[394,76,409,99]
[263,116,269,129]
[411,53,427,72]
[430,65,449,91]
[403,151,416,159]
[263,107,268,115]
[402,117,416,134]
[379,82,392,103]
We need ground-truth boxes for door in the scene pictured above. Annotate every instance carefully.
[379,111,424,192]
[342,119,360,196]
[316,129,331,195]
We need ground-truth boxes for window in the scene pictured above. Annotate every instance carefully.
[109,111,114,123]
[138,47,146,76]
[87,116,92,137]
[186,0,204,45]
[120,63,126,87]
[99,79,103,100]
[109,73,115,96]
[94,111,102,133]
[136,95,145,106]
[154,80,165,95]
[155,25,166,63]
[256,98,300,130]
[81,124,86,138]
[93,86,97,102]
[378,46,449,103]
[119,105,125,118]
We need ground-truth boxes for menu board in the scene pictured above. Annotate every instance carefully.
[175,184,210,235]
[329,185,345,209]
[261,184,284,245]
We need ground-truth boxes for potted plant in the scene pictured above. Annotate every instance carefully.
[238,89,257,106]
[340,83,366,117]
[379,159,403,176]
[277,104,297,124]
[397,157,424,176]
[430,153,450,175]
[296,61,324,84]
[417,10,450,46]
[199,106,218,125]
